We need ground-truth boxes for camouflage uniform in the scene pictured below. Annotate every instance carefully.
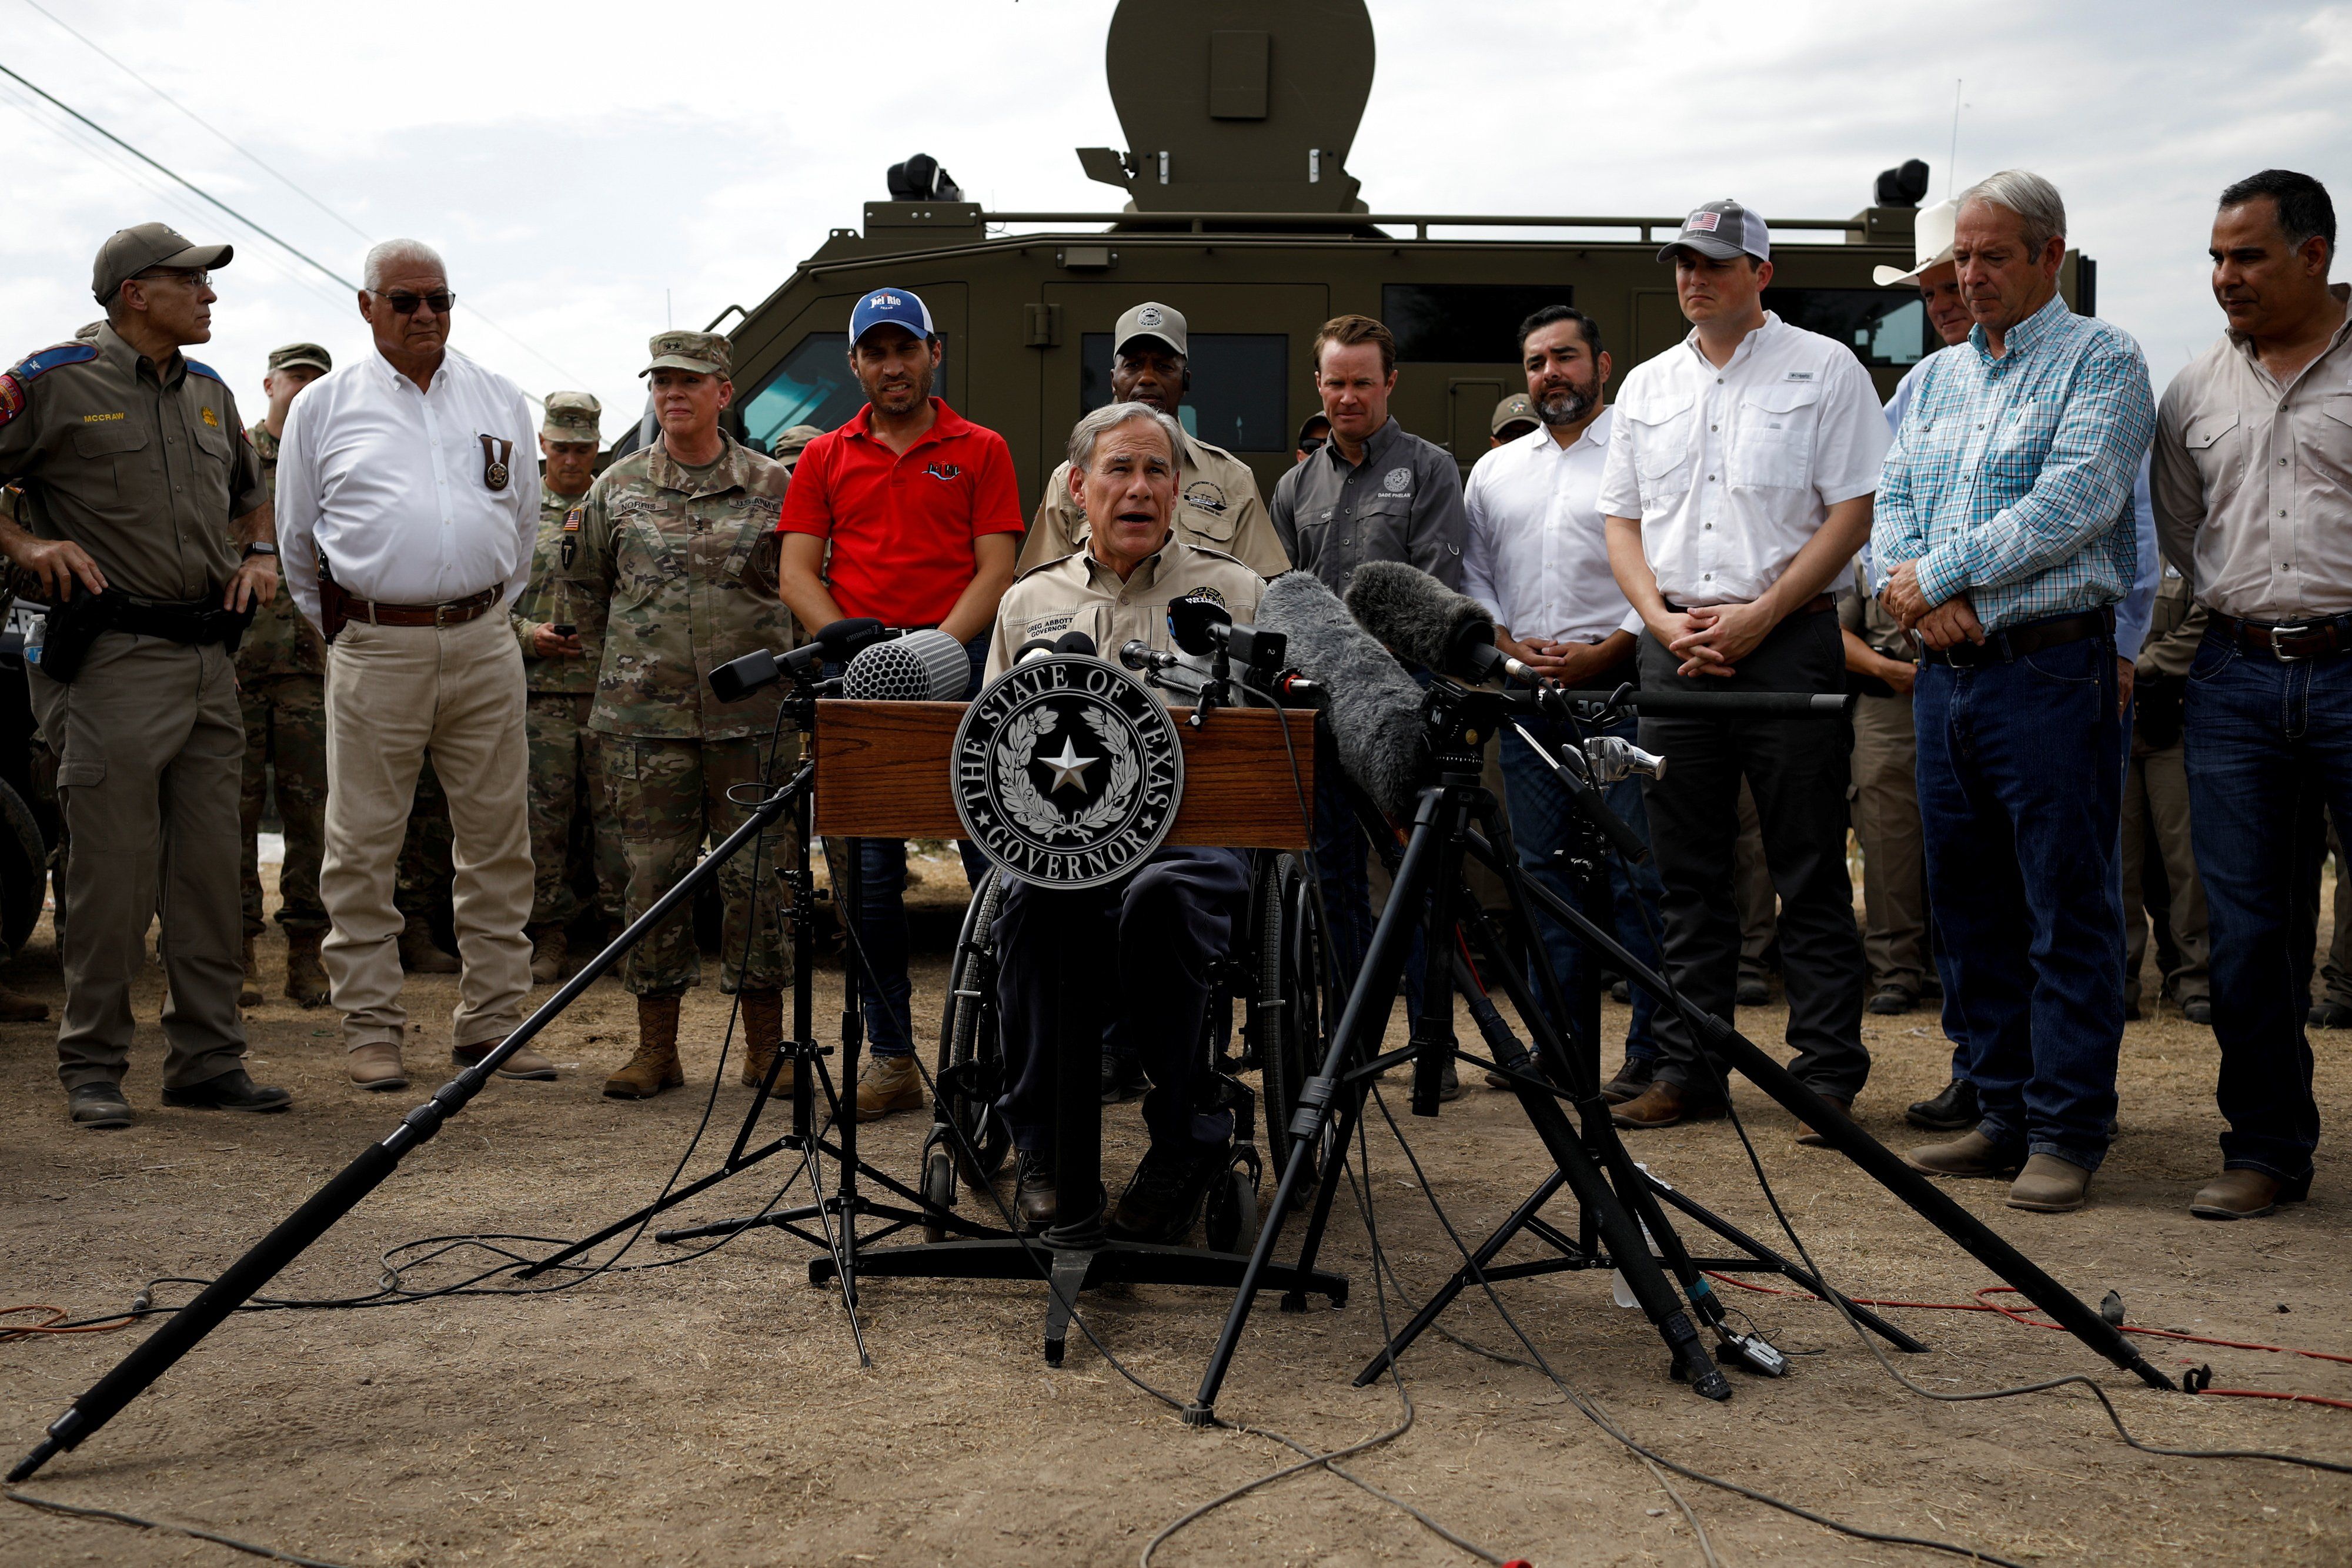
[564,412,797,998]
[236,420,329,938]
[514,390,622,934]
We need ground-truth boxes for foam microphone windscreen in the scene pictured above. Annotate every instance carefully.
[1255,570,1430,817]
[1344,561,1502,680]
[841,628,971,702]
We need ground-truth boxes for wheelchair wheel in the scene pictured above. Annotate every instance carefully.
[920,1142,957,1245]
[1258,854,1329,1178]
[934,868,1011,1185]
[1204,1158,1261,1253]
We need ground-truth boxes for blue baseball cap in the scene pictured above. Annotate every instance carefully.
[849,286,935,347]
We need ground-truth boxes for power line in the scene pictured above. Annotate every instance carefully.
[15,0,374,245]
[0,57,358,291]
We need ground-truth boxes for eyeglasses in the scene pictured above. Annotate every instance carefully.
[1297,435,1328,454]
[377,290,456,315]
[132,269,211,287]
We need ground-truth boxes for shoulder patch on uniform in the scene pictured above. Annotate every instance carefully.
[1013,550,1085,582]
[563,506,584,533]
[183,357,226,385]
[9,343,98,382]
[0,375,24,427]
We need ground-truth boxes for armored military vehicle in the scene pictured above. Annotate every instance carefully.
[671,0,2094,511]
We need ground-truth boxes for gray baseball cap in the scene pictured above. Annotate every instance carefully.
[92,221,234,305]
[1114,301,1187,358]
[1658,199,1770,265]
[1491,393,1539,436]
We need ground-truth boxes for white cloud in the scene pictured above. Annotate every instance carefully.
[2,0,2344,434]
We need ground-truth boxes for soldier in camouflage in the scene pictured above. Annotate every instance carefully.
[237,342,334,1008]
[563,332,798,1099]
[513,389,622,983]
[770,423,824,470]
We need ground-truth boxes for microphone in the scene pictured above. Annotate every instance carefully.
[709,616,891,703]
[1053,630,1098,657]
[1343,561,1504,682]
[1254,570,1431,817]
[840,627,971,702]
[1165,594,1233,657]
[1121,639,1180,674]
[1014,637,1061,664]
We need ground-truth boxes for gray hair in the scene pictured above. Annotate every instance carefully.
[362,238,447,292]
[1959,170,2067,255]
[1067,400,1185,473]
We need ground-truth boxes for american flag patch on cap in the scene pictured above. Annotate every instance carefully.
[1686,210,1720,232]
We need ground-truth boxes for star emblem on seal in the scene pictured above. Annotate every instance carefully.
[953,653,1185,890]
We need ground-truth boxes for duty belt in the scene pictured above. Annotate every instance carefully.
[2211,612,2352,663]
[344,584,503,627]
[1916,605,2114,668]
[115,595,248,647]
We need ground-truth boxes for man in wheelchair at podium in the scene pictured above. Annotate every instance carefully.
[981,400,1268,1241]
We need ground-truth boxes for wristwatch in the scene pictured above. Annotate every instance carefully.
[243,541,279,559]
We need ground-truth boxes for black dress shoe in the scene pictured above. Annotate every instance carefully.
[2181,998,2213,1025]
[1110,1141,1228,1245]
[1100,1052,1148,1105]
[1736,975,1770,1007]
[1904,1078,1977,1132]
[161,1068,291,1114]
[1015,1149,1058,1232]
[68,1081,132,1129]
[1866,985,1917,1015]
[2310,1000,2352,1029]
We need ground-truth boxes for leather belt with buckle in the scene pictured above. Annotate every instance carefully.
[2213,613,2352,663]
[1916,606,2114,669]
[346,584,503,628]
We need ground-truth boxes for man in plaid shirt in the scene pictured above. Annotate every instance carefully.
[1874,169,2155,1215]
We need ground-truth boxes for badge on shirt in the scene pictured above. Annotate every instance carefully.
[1185,585,1228,607]
[201,406,220,427]
[480,433,513,492]
[1182,480,1229,516]
[1381,466,1412,496]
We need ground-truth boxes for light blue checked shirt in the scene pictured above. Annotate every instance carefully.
[1873,292,2155,636]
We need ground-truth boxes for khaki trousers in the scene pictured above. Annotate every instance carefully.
[2122,741,2210,1009]
[1849,691,1930,992]
[28,633,247,1090]
[321,613,532,1051]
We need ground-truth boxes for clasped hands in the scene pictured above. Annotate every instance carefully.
[1877,560,1984,650]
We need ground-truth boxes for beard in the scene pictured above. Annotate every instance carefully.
[1536,377,1598,427]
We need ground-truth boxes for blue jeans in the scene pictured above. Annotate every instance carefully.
[1915,630,2125,1171]
[840,632,991,1058]
[1498,707,1664,1066]
[2181,632,2352,1182]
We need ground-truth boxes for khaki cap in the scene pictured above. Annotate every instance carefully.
[1114,301,1187,359]
[640,330,731,378]
[771,423,825,465]
[92,221,233,305]
[542,389,603,444]
[268,342,333,375]
[1491,393,1539,436]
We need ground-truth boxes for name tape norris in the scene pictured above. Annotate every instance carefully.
[952,654,1183,889]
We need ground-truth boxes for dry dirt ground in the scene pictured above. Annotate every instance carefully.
[4,858,2351,1567]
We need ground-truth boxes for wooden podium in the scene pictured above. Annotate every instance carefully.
[807,697,1345,1365]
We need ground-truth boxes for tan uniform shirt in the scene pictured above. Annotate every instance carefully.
[986,536,1265,697]
[2153,286,2352,620]
[0,324,265,600]
[512,483,603,695]
[233,424,325,680]
[1838,560,1912,663]
[1024,426,1287,578]
[2134,566,2209,683]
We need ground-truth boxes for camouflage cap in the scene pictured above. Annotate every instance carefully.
[640,330,731,378]
[268,342,333,375]
[1490,392,1539,436]
[542,389,603,444]
[770,423,826,466]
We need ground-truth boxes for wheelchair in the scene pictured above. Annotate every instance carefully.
[918,850,1328,1250]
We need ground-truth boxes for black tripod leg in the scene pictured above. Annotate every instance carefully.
[1352,1169,1568,1385]
[1278,1088,1364,1313]
[1645,1176,1927,1353]
[515,1135,800,1279]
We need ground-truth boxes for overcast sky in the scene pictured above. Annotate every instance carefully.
[4,0,2346,442]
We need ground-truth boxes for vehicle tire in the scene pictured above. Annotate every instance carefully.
[0,778,46,956]
[936,868,1011,1185]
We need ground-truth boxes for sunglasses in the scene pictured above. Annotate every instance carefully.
[379,289,456,315]
[1298,435,1328,453]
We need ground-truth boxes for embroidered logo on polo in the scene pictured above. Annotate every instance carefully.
[953,654,1184,890]
[1022,611,1075,641]
[1380,466,1413,496]
[924,462,963,482]
[1182,480,1229,515]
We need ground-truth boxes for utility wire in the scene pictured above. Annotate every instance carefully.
[15,0,373,244]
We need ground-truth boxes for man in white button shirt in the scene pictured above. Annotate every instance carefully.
[1464,305,1665,1103]
[1601,199,1889,1136]
[278,239,549,1091]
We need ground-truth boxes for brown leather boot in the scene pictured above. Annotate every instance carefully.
[399,916,460,975]
[606,993,685,1099]
[1610,1080,1720,1129]
[284,928,330,1008]
[739,989,792,1091]
[0,981,49,1022]
[239,937,263,1008]
[527,923,566,985]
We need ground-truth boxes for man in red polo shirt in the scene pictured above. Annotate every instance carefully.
[779,285,1023,1119]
